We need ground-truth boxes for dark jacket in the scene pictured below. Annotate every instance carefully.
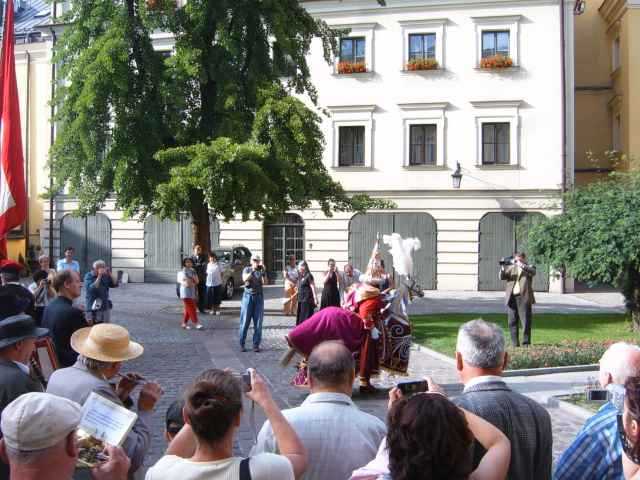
[500,263,536,305]
[0,359,43,480]
[42,297,88,367]
[453,379,553,480]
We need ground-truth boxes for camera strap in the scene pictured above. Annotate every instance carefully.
[249,400,257,445]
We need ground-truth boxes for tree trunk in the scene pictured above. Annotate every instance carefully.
[190,192,211,252]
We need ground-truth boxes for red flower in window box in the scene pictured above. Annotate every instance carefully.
[480,54,514,69]
[337,61,368,74]
[406,58,439,71]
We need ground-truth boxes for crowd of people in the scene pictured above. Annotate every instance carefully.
[4,247,640,479]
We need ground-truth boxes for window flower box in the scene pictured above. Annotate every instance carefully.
[479,54,514,69]
[406,58,439,71]
[337,61,368,74]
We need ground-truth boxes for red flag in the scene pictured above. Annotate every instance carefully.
[0,0,26,264]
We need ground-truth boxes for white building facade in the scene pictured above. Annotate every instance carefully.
[39,0,575,292]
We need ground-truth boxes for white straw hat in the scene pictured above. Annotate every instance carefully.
[71,323,143,362]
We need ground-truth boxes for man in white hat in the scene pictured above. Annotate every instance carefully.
[0,392,130,480]
[239,254,267,352]
[46,323,163,478]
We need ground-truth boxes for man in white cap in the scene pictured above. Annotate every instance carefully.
[0,392,130,480]
[239,254,267,352]
[46,323,163,478]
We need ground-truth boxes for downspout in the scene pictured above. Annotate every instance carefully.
[47,1,56,260]
[559,0,567,293]
[24,50,30,261]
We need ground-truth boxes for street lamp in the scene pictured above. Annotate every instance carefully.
[451,162,463,189]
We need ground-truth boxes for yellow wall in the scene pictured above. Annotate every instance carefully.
[624,9,640,162]
[574,0,613,173]
[4,43,53,263]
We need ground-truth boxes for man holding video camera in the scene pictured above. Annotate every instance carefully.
[499,251,536,347]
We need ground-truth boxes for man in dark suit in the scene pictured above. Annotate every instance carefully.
[190,244,207,313]
[0,314,48,480]
[453,319,552,480]
[0,262,34,318]
[500,251,536,346]
[42,270,87,367]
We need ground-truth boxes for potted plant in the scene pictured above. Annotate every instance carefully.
[479,54,514,69]
[337,61,368,74]
[406,58,439,71]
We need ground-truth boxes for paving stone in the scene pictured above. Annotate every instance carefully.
[106,283,587,474]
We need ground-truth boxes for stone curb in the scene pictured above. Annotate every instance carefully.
[414,343,599,377]
[545,396,593,421]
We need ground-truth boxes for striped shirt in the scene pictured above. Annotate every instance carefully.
[554,401,622,480]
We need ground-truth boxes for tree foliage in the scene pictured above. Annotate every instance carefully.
[49,0,392,247]
[528,166,640,327]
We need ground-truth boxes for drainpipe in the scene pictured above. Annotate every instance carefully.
[24,50,30,260]
[559,0,567,293]
[47,3,57,260]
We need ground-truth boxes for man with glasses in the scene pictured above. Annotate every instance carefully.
[555,342,640,479]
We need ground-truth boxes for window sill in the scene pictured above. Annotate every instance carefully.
[474,66,520,73]
[475,164,521,170]
[332,165,373,171]
[332,71,375,78]
[403,164,447,170]
[400,68,445,75]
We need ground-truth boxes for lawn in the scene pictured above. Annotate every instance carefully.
[411,313,638,368]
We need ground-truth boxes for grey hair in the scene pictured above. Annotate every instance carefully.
[600,342,640,384]
[5,444,56,465]
[456,319,505,369]
[38,255,50,262]
[79,355,117,372]
[92,260,106,270]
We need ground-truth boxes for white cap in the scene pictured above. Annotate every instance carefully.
[251,254,261,261]
[1,392,82,451]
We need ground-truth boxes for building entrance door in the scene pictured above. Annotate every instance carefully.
[264,214,304,282]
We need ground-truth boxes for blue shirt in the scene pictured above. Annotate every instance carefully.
[56,258,80,272]
[554,401,622,480]
[84,271,116,311]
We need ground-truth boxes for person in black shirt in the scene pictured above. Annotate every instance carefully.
[0,262,34,318]
[42,270,87,367]
[190,244,207,313]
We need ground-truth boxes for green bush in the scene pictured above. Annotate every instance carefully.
[506,340,614,370]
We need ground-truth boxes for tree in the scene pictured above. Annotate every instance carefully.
[49,0,392,249]
[527,164,640,329]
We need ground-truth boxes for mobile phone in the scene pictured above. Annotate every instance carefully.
[242,369,252,392]
[397,380,428,396]
[586,389,608,401]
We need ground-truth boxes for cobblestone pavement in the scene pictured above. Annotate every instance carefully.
[109,284,588,474]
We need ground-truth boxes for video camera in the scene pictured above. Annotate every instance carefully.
[499,256,515,266]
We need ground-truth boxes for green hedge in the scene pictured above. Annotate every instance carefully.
[506,340,614,369]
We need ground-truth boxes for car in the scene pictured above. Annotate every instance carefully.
[212,245,252,299]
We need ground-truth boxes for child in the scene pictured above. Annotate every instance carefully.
[177,257,203,329]
[205,252,223,315]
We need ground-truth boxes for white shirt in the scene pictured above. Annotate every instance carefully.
[206,262,222,287]
[56,258,80,272]
[252,392,386,480]
[145,454,293,480]
[463,375,504,393]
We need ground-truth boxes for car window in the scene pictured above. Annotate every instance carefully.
[214,250,232,263]
[233,248,244,261]
[241,248,251,260]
